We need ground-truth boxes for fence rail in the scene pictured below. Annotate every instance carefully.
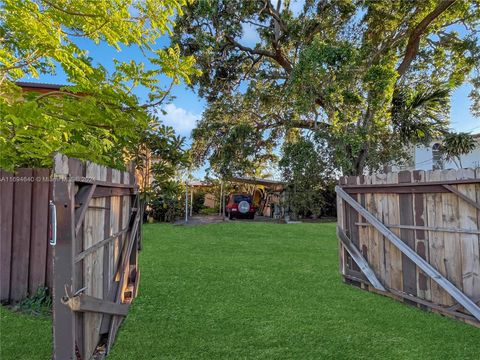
[337,168,480,327]
[0,168,53,303]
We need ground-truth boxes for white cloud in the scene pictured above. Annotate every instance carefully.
[159,103,200,137]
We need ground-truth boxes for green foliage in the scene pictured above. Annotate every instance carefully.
[135,122,191,203]
[199,207,218,215]
[0,0,200,170]
[174,0,480,175]
[279,136,336,219]
[12,287,52,316]
[441,132,476,168]
[148,180,185,222]
[192,191,206,214]
[392,87,451,144]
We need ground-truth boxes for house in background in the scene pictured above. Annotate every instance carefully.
[394,133,480,171]
[16,81,66,94]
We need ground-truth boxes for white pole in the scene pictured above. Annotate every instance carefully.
[190,187,193,217]
[219,181,223,216]
[185,181,188,223]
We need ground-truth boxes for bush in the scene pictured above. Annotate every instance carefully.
[192,191,206,214]
[147,180,185,222]
[199,207,218,215]
[13,287,52,316]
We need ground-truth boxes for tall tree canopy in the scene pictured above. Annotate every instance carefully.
[174,0,480,176]
[0,0,199,170]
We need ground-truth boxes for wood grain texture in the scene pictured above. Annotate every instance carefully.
[10,168,33,301]
[338,168,480,324]
[386,172,403,292]
[456,169,480,302]
[83,162,107,359]
[0,170,14,301]
[29,168,50,295]
[413,170,431,301]
[398,170,416,297]
[441,169,461,306]
[52,154,76,360]
[425,170,449,305]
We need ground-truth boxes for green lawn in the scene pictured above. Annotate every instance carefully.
[110,223,479,359]
[1,222,479,359]
[0,305,51,359]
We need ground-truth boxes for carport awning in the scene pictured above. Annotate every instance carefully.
[230,176,285,189]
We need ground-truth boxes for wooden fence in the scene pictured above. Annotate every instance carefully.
[337,168,480,327]
[0,168,53,303]
[52,154,142,359]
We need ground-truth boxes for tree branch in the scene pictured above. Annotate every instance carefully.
[397,0,457,77]
[225,35,292,73]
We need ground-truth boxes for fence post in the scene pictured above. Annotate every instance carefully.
[52,154,76,360]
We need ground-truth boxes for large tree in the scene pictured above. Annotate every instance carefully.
[174,0,480,176]
[0,0,199,170]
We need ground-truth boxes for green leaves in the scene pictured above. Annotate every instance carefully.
[441,132,476,167]
[0,0,200,170]
[175,0,479,176]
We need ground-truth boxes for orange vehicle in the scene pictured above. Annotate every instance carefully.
[225,193,257,220]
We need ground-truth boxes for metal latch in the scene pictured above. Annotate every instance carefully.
[49,200,57,246]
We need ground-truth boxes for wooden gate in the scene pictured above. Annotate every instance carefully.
[337,169,480,327]
[52,154,142,359]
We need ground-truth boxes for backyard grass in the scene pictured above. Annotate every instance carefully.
[110,222,480,359]
[1,222,479,359]
[0,305,51,359]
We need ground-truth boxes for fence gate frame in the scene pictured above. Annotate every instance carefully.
[336,171,480,326]
[52,154,142,360]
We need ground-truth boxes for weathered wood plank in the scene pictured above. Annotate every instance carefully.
[456,169,480,303]
[29,168,50,295]
[425,170,449,305]
[83,162,107,359]
[386,172,403,292]
[64,294,129,316]
[336,186,480,321]
[337,226,385,291]
[107,172,132,351]
[373,173,388,286]
[10,168,33,301]
[0,170,14,302]
[412,170,431,301]
[398,171,416,298]
[358,175,368,261]
[337,177,345,275]
[45,179,54,291]
[68,157,85,358]
[441,169,462,306]
[52,154,76,360]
